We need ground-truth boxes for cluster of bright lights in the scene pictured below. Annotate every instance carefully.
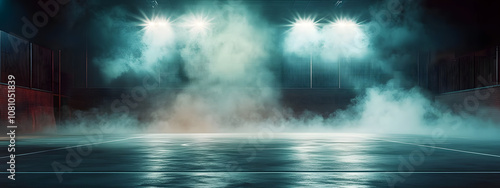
[286,15,321,35]
[141,16,172,30]
[145,20,170,27]
[291,17,320,30]
[182,15,213,35]
[140,14,212,35]
[285,15,368,58]
[330,18,359,28]
[139,13,361,47]
[288,15,361,32]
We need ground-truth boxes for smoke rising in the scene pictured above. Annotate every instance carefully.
[52,0,500,139]
[148,2,281,132]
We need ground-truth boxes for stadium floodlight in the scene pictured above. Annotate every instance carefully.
[141,17,171,30]
[182,14,212,35]
[293,19,317,29]
[287,15,320,89]
[289,15,320,34]
[187,18,209,32]
[140,16,175,49]
[325,17,365,89]
[331,18,359,28]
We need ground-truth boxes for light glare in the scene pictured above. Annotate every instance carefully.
[183,15,213,35]
[289,15,319,31]
[142,17,171,30]
[331,18,359,27]
[293,20,316,28]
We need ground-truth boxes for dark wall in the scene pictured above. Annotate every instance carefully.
[435,86,500,121]
[429,46,499,94]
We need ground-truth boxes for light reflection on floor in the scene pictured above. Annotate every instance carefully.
[1,133,500,187]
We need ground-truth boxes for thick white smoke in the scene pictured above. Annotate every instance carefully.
[91,7,177,83]
[147,2,282,132]
[51,0,500,139]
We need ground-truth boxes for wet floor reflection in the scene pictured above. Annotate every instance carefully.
[4,133,500,187]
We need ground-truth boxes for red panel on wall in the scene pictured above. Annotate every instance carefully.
[0,85,55,133]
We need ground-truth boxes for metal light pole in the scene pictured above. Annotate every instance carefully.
[310,51,313,88]
[288,16,318,89]
[338,58,341,89]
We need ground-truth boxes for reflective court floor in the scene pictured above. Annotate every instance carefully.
[1,133,500,187]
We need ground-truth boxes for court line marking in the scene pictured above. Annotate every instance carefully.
[364,136,500,158]
[0,136,145,159]
[3,135,500,160]
[2,171,500,174]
